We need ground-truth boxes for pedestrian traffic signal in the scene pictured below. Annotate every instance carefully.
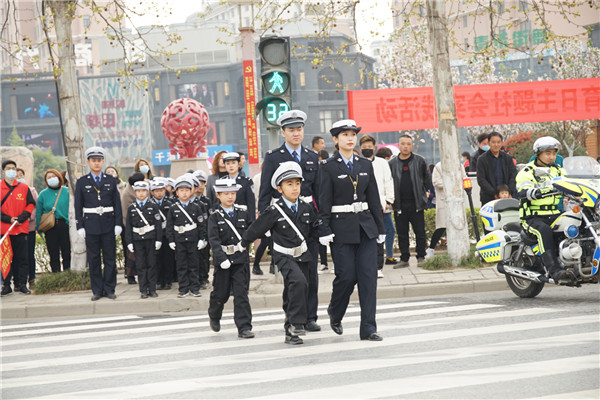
[256,36,291,128]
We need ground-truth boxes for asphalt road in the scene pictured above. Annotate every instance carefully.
[1,286,598,399]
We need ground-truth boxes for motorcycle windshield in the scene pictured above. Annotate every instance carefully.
[563,156,600,179]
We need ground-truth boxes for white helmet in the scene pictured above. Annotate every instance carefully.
[533,137,561,155]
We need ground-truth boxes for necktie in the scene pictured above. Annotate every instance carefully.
[291,204,297,216]
[228,211,234,218]
[292,151,300,164]
[347,161,353,174]
[95,176,100,186]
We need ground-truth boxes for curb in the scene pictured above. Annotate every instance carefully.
[0,278,508,320]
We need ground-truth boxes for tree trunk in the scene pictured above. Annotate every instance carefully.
[425,0,470,263]
[48,0,87,270]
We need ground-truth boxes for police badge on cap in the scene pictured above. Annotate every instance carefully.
[329,119,362,137]
[271,161,304,189]
[214,178,242,193]
[150,179,166,191]
[276,110,307,128]
[85,146,105,160]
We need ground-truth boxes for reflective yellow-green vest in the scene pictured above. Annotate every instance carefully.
[515,160,563,219]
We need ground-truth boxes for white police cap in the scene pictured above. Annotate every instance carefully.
[214,178,242,193]
[330,119,362,136]
[165,178,175,187]
[193,170,208,182]
[174,175,194,190]
[132,181,150,191]
[85,146,105,160]
[276,110,307,128]
[271,161,303,189]
[222,152,241,162]
[183,173,199,188]
[150,179,166,191]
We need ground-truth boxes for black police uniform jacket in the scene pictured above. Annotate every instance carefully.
[318,155,385,244]
[208,205,251,267]
[195,193,213,213]
[165,200,207,244]
[74,173,122,235]
[151,196,172,239]
[258,144,319,213]
[231,175,256,222]
[124,200,163,243]
[243,198,318,263]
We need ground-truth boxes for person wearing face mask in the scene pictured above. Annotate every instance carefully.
[16,168,38,286]
[469,133,490,173]
[358,135,394,278]
[1,160,36,296]
[134,159,154,180]
[36,169,70,273]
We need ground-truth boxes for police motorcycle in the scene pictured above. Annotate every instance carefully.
[474,156,600,298]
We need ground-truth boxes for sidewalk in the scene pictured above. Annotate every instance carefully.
[0,258,508,319]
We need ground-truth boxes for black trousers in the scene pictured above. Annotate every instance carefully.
[27,231,36,281]
[522,216,556,254]
[328,228,378,339]
[175,241,200,293]
[253,236,270,268]
[86,232,117,296]
[277,255,309,328]
[121,233,137,277]
[157,237,174,285]
[45,219,71,273]
[429,228,446,250]
[306,240,319,322]
[394,202,428,261]
[319,244,328,266]
[377,242,384,270]
[208,262,252,332]
[3,233,28,287]
[199,246,210,283]
[134,239,157,293]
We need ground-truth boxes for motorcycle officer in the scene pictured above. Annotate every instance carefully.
[515,137,574,283]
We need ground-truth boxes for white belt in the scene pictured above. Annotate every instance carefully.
[133,225,155,235]
[221,243,245,255]
[273,241,308,257]
[299,196,313,204]
[174,223,197,233]
[83,206,114,215]
[331,202,368,213]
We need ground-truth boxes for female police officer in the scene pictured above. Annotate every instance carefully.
[318,120,385,341]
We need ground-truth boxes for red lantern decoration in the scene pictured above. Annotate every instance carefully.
[160,98,209,158]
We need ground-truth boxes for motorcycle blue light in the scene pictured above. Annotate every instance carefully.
[565,225,579,238]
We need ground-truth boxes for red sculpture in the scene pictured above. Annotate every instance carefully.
[161,98,209,158]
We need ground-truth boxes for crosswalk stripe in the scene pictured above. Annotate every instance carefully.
[248,355,598,399]
[0,315,142,331]
[31,338,599,399]
[3,329,595,391]
[0,306,558,358]
[3,312,595,372]
[0,303,497,347]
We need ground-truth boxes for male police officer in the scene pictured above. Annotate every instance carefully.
[258,110,321,332]
[75,146,123,301]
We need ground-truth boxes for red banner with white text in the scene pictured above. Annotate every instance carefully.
[347,78,600,133]
[243,60,259,164]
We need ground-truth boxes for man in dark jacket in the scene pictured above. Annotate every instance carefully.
[469,133,490,173]
[388,134,431,268]
[476,131,517,206]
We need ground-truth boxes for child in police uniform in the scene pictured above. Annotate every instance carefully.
[243,162,319,345]
[166,175,208,298]
[150,178,175,290]
[207,178,254,338]
[125,181,162,298]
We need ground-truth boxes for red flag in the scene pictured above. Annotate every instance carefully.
[1,236,12,280]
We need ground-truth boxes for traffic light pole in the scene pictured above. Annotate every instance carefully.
[268,127,280,149]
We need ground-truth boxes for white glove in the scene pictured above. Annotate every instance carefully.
[220,259,231,270]
[319,234,335,246]
[377,234,386,244]
[114,225,122,237]
[264,230,271,238]
[155,241,162,251]
[78,228,86,239]
[169,242,176,250]
[127,243,134,253]
[198,239,207,250]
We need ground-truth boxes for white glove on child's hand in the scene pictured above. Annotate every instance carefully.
[114,226,122,237]
[377,234,386,244]
[220,260,231,270]
[319,234,335,246]
[169,242,176,250]
[198,239,207,250]
[127,243,134,253]
[155,241,162,251]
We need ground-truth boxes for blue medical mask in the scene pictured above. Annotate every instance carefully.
[5,169,17,180]
[481,145,490,151]
[47,177,60,187]
[17,178,26,184]
[139,165,150,174]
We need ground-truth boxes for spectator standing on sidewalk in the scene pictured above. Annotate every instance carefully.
[388,134,431,268]
[469,133,489,173]
[36,169,71,273]
[207,150,228,206]
[1,160,35,296]
[358,135,394,278]
[134,158,154,180]
[375,147,398,265]
[476,131,517,206]
[16,168,37,286]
